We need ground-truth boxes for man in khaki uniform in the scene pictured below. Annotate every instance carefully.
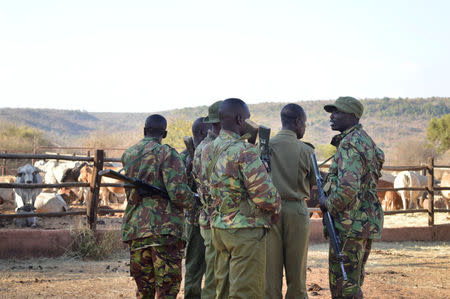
[265,103,314,299]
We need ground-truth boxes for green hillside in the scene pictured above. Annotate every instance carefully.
[0,98,449,162]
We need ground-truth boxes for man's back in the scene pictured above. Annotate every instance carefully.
[269,129,315,200]
[121,137,193,242]
[207,130,280,229]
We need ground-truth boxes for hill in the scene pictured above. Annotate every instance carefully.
[0,97,449,162]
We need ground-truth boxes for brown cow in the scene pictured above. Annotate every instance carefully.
[377,179,394,202]
[383,191,403,211]
[78,164,126,205]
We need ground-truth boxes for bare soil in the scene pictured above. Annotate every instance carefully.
[1,202,449,298]
[0,241,449,298]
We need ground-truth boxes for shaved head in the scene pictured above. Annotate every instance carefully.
[219,98,250,135]
[280,103,307,139]
[192,117,211,146]
[144,114,167,139]
[281,103,306,127]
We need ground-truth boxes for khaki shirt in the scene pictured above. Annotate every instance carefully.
[269,130,315,200]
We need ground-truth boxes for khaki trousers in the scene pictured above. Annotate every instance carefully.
[265,200,311,299]
[200,227,216,299]
[212,227,267,299]
[184,223,206,299]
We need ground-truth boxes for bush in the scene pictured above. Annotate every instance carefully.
[66,227,120,260]
[390,138,437,165]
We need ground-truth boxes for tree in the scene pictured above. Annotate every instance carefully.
[164,117,192,152]
[427,114,450,154]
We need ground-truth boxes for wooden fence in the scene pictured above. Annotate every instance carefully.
[0,151,449,231]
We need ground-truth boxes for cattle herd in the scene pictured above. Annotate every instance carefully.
[0,160,127,228]
[0,160,449,228]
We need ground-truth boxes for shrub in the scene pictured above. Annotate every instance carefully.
[66,227,120,260]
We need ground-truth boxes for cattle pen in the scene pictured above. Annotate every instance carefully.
[0,151,449,231]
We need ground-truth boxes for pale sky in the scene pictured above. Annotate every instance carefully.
[1,0,449,112]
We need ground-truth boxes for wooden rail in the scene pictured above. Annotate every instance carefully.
[0,208,125,219]
[1,151,449,231]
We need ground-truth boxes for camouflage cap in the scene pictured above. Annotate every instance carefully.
[324,96,364,119]
[203,101,223,123]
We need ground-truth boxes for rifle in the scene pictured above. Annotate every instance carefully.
[98,169,170,200]
[258,125,271,172]
[243,120,271,172]
[183,136,195,160]
[310,153,348,281]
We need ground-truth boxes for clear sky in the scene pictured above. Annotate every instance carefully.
[1,0,449,112]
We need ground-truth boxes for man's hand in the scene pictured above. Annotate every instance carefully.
[134,179,150,198]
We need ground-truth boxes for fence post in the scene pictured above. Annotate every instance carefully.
[1,150,5,176]
[86,149,104,230]
[427,157,434,227]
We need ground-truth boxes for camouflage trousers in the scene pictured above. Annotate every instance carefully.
[130,236,184,299]
[329,237,372,299]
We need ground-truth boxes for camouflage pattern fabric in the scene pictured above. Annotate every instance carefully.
[179,149,200,227]
[192,130,218,230]
[324,124,385,239]
[208,129,281,229]
[329,237,372,299]
[130,235,184,299]
[121,137,194,242]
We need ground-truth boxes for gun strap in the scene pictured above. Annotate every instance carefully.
[206,140,238,181]
[318,154,334,168]
[118,143,159,174]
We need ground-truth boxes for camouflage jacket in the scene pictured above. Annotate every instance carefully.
[324,124,385,239]
[180,149,200,226]
[192,130,218,230]
[121,137,195,242]
[208,130,281,229]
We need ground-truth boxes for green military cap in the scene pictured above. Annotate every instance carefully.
[203,100,223,123]
[324,96,364,119]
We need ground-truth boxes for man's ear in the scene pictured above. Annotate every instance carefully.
[162,130,168,139]
[236,115,243,126]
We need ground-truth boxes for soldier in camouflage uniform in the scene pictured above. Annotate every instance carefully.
[265,104,314,299]
[182,117,210,299]
[323,97,384,299]
[192,101,223,299]
[207,98,281,298]
[121,114,195,299]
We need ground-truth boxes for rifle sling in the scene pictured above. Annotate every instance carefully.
[118,143,159,174]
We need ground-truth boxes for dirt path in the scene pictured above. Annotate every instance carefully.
[1,241,449,298]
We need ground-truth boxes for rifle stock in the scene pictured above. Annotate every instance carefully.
[258,125,271,172]
[310,153,348,281]
[183,136,195,160]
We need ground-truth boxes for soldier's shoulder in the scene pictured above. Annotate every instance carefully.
[301,141,315,150]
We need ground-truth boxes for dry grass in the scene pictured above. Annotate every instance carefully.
[66,226,121,260]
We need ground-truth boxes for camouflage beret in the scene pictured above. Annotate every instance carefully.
[203,101,223,123]
[324,96,364,119]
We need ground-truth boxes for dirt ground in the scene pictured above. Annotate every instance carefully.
[1,203,449,298]
[0,241,448,298]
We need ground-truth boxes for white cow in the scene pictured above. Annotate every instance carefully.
[34,160,86,185]
[14,164,43,227]
[34,192,69,213]
[441,172,450,200]
[394,171,428,210]
[34,160,87,203]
